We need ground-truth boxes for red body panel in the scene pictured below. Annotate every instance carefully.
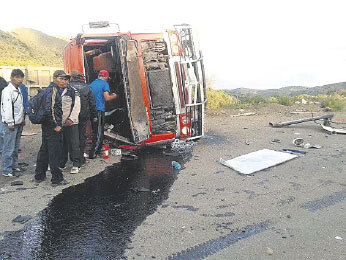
[64,32,177,148]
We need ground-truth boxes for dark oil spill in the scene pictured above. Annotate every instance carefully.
[0,148,191,260]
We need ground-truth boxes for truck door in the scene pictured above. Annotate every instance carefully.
[120,39,150,143]
[64,38,85,76]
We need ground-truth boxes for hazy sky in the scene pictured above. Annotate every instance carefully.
[1,0,346,89]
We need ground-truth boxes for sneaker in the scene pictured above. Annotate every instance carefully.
[2,173,14,177]
[70,166,79,174]
[13,167,23,172]
[51,179,69,187]
[59,166,67,171]
[33,177,46,183]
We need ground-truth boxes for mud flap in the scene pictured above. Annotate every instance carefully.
[121,40,150,143]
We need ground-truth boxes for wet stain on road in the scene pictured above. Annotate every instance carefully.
[0,148,191,259]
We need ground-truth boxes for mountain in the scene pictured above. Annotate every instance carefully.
[0,28,67,67]
[224,82,346,97]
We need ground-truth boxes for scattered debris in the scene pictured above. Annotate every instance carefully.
[220,149,297,175]
[18,162,29,167]
[271,139,281,143]
[282,149,307,154]
[131,187,150,192]
[335,236,343,241]
[269,114,333,128]
[229,112,256,117]
[10,181,23,186]
[292,138,304,147]
[292,138,322,149]
[152,189,160,194]
[290,111,319,114]
[21,131,37,136]
[304,144,322,149]
[12,215,32,224]
[171,139,195,153]
[110,148,122,156]
[266,247,274,255]
[172,161,181,170]
[320,124,346,135]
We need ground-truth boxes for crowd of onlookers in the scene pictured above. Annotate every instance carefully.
[0,69,117,186]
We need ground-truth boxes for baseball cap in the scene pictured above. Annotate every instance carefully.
[98,70,109,78]
[53,70,71,79]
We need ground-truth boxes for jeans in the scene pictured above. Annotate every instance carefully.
[1,124,22,174]
[78,120,88,165]
[60,125,80,168]
[35,126,63,183]
[89,111,105,157]
[0,113,4,153]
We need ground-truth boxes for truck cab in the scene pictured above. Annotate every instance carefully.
[64,22,206,149]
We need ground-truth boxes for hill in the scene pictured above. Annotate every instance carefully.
[0,28,67,67]
[224,82,346,97]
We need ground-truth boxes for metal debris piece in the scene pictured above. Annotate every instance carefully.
[220,149,297,175]
[320,124,346,134]
[12,215,32,224]
[131,187,150,192]
[271,139,281,143]
[292,138,304,147]
[229,112,256,117]
[282,149,306,154]
[11,181,23,186]
[171,139,195,153]
[269,114,334,128]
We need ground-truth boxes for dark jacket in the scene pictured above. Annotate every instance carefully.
[0,77,8,103]
[42,82,63,130]
[69,80,97,121]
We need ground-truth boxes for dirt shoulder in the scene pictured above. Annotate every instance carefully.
[0,125,120,233]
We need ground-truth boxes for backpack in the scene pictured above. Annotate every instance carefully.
[27,89,46,124]
[0,77,8,103]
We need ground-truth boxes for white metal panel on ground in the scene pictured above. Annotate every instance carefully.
[220,149,297,175]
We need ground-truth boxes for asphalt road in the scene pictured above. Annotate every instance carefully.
[0,104,345,259]
[125,105,346,259]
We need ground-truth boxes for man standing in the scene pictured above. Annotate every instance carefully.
[1,69,25,177]
[59,77,81,174]
[0,76,8,154]
[69,71,97,166]
[89,70,117,159]
[34,70,70,186]
[0,78,28,155]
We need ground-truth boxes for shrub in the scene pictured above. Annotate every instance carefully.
[277,96,293,106]
[207,90,236,110]
[319,95,346,111]
[268,97,278,103]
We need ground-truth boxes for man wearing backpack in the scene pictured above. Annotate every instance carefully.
[34,70,70,186]
[68,71,97,167]
[1,70,25,177]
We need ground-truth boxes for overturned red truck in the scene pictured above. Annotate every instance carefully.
[64,22,206,150]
